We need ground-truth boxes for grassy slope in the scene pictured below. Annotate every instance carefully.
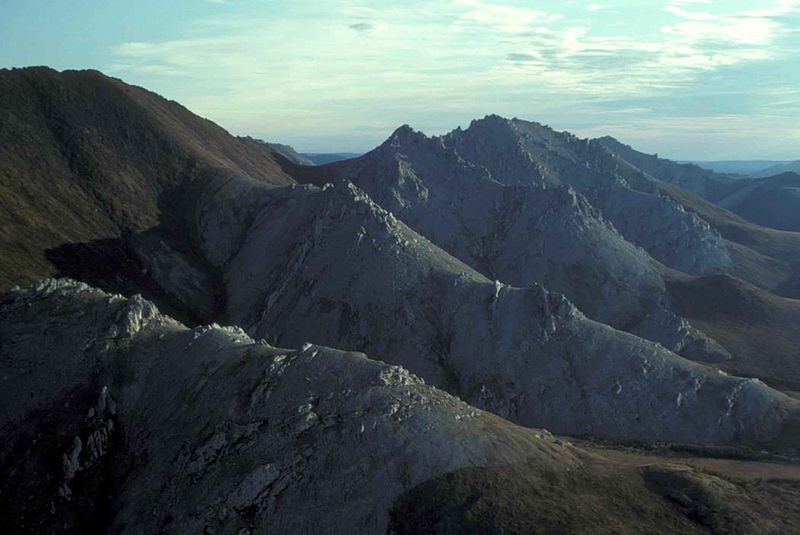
[0,67,294,290]
[390,443,800,534]
[651,183,800,393]
[717,173,800,232]
[664,271,800,392]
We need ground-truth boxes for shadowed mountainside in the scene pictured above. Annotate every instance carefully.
[0,67,293,290]
[754,161,800,178]
[714,172,800,232]
[665,272,800,393]
[3,280,800,534]
[600,137,800,233]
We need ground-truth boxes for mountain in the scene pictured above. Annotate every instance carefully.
[754,161,800,178]
[305,117,735,277]
[600,137,800,233]
[3,68,800,533]
[291,118,731,359]
[302,152,361,165]
[4,281,800,534]
[288,117,800,393]
[0,67,293,295]
[125,171,800,447]
[689,160,791,176]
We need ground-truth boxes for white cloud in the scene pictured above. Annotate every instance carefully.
[453,0,562,33]
[104,0,800,154]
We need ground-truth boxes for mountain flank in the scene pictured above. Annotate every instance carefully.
[3,280,800,534]
[601,136,800,232]
[0,67,293,292]
[3,67,800,533]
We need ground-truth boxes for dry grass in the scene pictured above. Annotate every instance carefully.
[0,67,294,291]
[665,272,800,392]
[390,447,800,534]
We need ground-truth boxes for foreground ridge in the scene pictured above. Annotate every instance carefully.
[3,280,800,534]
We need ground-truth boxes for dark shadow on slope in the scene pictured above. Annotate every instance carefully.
[0,387,118,535]
[388,455,800,535]
[665,272,800,394]
[389,455,800,535]
[44,235,205,326]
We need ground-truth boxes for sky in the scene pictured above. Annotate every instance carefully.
[2,0,799,159]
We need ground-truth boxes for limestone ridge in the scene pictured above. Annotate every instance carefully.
[599,135,800,233]
[311,119,729,359]
[2,279,799,532]
[447,117,733,273]
[145,177,797,446]
[596,135,737,201]
[0,280,575,534]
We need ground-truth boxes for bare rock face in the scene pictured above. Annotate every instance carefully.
[591,186,732,275]
[128,230,219,321]
[444,116,733,274]
[0,281,576,534]
[175,178,798,447]
[306,120,728,359]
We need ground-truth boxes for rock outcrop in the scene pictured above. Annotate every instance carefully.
[295,118,730,358]
[598,136,800,233]
[0,280,577,534]
[163,177,797,446]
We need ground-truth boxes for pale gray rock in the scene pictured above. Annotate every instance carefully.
[129,230,218,321]
[443,115,733,274]
[0,281,576,534]
[184,179,796,446]
[312,120,727,357]
[591,186,732,274]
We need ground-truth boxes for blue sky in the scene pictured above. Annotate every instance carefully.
[2,0,799,158]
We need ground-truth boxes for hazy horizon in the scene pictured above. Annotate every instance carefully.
[3,0,799,159]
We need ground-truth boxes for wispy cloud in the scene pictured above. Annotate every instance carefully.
[103,0,800,156]
[497,0,800,95]
[453,0,562,33]
[348,22,374,33]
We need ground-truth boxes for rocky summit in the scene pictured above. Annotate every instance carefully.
[2,68,800,534]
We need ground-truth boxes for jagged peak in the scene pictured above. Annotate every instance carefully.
[452,115,567,146]
[319,180,404,235]
[383,124,428,147]
[596,135,620,143]
[471,113,511,126]
[440,115,522,153]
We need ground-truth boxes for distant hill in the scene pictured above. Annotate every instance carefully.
[688,160,792,176]
[301,152,361,165]
[245,139,315,165]
[754,161,800,178]
[602,137,800,232]
[715,172,800,232]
